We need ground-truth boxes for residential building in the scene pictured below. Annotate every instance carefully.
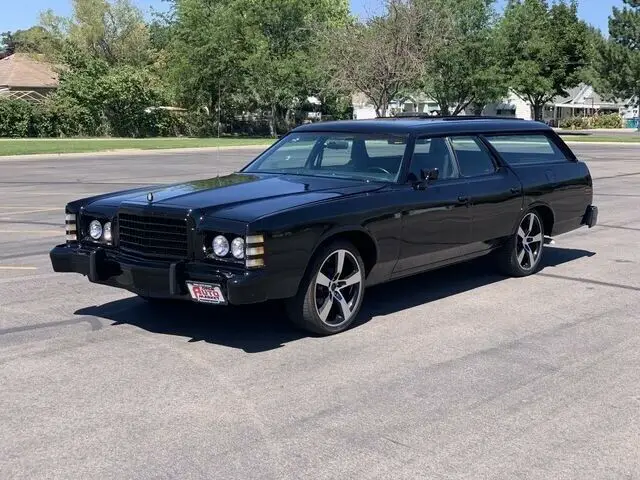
[352,84,632,124]
[0,53,59,103]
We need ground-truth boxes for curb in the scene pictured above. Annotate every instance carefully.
[0,144,273,161]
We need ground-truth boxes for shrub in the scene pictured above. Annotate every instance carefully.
[559,116,588,129]
[0,98,35,137]
[589,113,623,129]
[560,113,623,130]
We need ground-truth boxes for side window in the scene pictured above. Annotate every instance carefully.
[449,136,497,177]
[485,134,570,165]
[410,136,459,181]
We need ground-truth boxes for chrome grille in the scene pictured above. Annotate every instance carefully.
[118,213,188,258]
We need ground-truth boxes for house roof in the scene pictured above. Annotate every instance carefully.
[0,53,58,89]
[552,83,625,108]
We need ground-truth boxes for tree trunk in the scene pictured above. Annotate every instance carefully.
[438,101,450,116]
[531,102,544,122]
[269,103,277,138]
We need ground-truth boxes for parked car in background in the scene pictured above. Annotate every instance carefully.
[50,117,597,335]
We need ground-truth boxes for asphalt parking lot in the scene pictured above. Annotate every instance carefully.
[1,143,639,479]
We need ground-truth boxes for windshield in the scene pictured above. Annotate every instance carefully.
[243,132,409,182]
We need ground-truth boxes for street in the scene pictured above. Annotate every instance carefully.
[1,143,639,479]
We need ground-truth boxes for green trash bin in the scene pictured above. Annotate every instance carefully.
[626,118,639,129]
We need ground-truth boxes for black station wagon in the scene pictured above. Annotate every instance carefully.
[50,117,598,335]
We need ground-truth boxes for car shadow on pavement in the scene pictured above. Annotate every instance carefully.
[74,246,595,353]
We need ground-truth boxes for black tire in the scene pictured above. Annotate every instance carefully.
[498,209,545,277]
[286,240,366,335]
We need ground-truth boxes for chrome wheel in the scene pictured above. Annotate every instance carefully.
[516,212,543,271]
[314,249,363,327]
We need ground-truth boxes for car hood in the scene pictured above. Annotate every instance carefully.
[86,173,386,222]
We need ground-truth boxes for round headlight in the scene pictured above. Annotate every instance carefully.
[212,235,230,256]
[89,220,103,240]
[103,222,112,242]
[231,237,245,259]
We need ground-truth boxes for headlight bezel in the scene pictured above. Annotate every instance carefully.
[203,232,264,268]
[80,215,114,245]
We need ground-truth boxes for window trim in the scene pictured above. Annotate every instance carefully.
[447,134,500,179]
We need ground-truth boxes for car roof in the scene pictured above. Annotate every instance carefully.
[290,117,552,136]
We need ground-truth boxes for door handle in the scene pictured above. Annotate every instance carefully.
[457,195,470,204]
[510,187,521,194]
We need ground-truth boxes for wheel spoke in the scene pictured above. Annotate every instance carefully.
[526,248,536,268]
[527,214,535,235]
[318,295,334,322]
[530,233,542,244]
[517,227,526,239]
[316,272,331,287]
[334,250,345,279]
[517,248,526,265]
[340,270,362,289]
[334,291,352,320]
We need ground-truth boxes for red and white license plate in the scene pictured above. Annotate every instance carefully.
[186,282,227,305]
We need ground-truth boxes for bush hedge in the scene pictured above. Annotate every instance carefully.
[559,113,624,130]
[0,97,207,138]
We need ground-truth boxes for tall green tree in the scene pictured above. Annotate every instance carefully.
[496,0,590,121]
[418,0,506,116]
[169,0,350,135]
[39,0,152,66]
[596,0,640,123]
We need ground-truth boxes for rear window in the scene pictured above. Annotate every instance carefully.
[485,134,569,165]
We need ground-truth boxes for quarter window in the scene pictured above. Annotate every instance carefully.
[485,134,569,165]
[449,136,497,177]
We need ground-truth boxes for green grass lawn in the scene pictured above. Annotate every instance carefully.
[558,134,640,143]
[0,137,275,156]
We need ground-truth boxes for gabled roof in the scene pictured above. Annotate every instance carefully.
[0,53,58,89]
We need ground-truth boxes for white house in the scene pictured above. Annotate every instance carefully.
[352,84,633,125]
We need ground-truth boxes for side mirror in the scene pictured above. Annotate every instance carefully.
[420,168,439,181]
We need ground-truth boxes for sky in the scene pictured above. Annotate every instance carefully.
[0,0,625,35]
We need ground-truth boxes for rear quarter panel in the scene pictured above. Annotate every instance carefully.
[509,159,593,235]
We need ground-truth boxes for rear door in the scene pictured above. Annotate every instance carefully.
[448,136,524,252]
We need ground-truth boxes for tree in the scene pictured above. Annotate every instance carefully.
[39,0,152,66]
[496,0,590,121]
[418,0,507,116]
[325,0,446,118]
[596,0,640,125]
[169,0,350,135]
[1,32,16,58]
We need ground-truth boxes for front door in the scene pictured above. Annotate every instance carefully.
[393,137,472,275]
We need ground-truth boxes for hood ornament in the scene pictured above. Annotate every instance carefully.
[147,192,154,203]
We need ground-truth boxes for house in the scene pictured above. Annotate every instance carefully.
[352,84,631,124]
[0,53,59,103]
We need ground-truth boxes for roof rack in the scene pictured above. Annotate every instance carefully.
[389,113,525,121]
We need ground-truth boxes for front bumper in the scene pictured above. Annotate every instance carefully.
[49,245,271,305]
